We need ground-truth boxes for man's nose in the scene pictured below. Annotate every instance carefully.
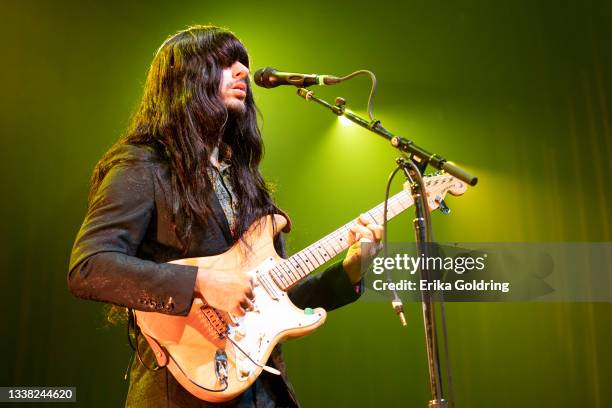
[232,61,249,80]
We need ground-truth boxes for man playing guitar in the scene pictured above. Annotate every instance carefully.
[68,25,382,407]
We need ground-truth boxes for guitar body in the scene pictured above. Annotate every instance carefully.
[134,215,327,402]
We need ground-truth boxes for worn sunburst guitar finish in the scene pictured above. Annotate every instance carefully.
[134,174,467,402]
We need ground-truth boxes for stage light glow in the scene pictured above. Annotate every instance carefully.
[338,115,352,126]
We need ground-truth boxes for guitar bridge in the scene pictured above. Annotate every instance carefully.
[201,306,229,339]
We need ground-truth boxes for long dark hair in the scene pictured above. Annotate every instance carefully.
[90,25,287,252]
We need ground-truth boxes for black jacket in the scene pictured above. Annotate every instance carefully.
[68,144,361,407]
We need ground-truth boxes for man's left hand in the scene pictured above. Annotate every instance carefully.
[342,214,384,285]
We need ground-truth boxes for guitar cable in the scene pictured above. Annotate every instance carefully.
[223,335,281,376]
[382,163,408,326]
[160,325,283,395]
[124,308,135,380]
[146,323,280,394]
[125,307,279,393]
[126,308,229,392]
[127,308,161,372]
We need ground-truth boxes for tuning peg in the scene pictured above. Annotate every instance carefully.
[435,196,451,215]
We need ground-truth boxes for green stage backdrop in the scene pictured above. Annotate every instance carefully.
[1,0,611,407]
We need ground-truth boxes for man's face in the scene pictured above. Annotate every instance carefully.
[219,60,249,114]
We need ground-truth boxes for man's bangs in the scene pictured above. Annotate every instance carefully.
[217,35,250,68]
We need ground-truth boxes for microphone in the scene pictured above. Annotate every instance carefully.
[253,67,341,88]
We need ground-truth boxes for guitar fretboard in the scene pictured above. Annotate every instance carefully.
[267,174,461,290]
[269,189,414,291]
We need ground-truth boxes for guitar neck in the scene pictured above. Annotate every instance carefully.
[270,189,414,291]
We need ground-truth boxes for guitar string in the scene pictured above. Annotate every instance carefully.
[273,190,412,289]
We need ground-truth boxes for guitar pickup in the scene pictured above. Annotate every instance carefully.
[253,258,281,301]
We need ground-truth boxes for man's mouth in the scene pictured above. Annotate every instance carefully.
[232,82,247,91]
[230,82,247,97]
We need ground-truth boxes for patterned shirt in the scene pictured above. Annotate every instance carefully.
[208,147,237,233]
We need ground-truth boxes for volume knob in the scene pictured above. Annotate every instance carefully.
[234,328,246,340]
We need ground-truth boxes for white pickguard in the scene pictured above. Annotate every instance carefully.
[228,257,325,380]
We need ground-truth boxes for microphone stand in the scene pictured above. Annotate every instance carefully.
[399,157,448,408]
[295,88,478,187]
[296,88,478,408]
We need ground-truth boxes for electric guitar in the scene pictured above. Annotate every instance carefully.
[134,174,467,402]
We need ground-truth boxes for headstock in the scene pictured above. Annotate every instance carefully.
[403,173,469,213]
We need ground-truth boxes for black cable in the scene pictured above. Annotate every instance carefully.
[128,308,229,393]
[382,164,406,324]
[383,165,401,258]
[166,353,229,393]
[124,309,136,380]
[337,70,377,121]
[128,309,161,372]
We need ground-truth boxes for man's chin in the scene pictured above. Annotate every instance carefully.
[225,99,247,115]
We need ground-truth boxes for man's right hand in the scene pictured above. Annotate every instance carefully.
[194,268,255,316]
